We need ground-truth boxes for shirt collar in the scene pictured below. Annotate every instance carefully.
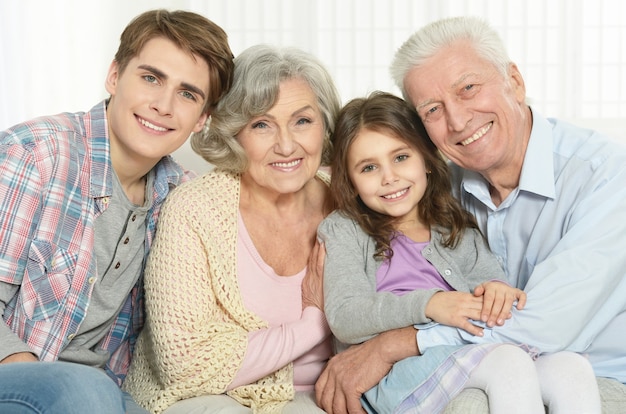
[519,110,556,199]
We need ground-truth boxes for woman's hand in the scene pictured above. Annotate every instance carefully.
[302,239,325,311]
[425,291,485,336]
[473,281,527,327]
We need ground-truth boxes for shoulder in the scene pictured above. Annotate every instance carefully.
[163,169,240,210]
[319,210,369,243]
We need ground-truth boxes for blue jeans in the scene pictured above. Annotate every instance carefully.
[0,361,126,413]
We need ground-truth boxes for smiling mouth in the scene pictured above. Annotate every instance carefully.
[460,122,492,146]
[271,159,302,168]
[382,188,408,199]
[139,117,168,132]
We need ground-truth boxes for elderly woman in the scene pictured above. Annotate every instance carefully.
[122,44,342,414]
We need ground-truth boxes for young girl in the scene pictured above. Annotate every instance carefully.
[318,91,600,413]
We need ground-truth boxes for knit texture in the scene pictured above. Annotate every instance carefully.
[123,169,313,413]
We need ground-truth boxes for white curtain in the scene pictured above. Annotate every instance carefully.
[2,0,625,172]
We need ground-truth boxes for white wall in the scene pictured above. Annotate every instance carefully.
[1,0,625,173]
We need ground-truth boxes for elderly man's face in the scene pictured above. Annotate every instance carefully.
[403,41,528,178]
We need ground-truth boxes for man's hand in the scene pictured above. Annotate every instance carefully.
[315,326,419,414]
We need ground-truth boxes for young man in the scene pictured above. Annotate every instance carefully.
[316,16,626,414]
[0,9,233,413]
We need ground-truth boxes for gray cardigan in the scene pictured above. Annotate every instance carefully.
[318,210,506,349]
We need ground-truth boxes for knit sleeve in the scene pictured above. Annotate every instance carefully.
[124,172,294,413]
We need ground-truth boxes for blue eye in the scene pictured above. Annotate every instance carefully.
[252,121,268,129]
[181,90,197,101]
[143,75,158,83]
[395,154,409,162]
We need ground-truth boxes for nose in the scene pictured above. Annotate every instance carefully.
[381,165,399,185]
[274,129,296,155]
[445,99,472,132]
[149,90,175,117]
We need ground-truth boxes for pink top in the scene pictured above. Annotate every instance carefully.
[228,212,332,391]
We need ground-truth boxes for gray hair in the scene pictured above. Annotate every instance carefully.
[192,44,342,173]
[390,16,512,100]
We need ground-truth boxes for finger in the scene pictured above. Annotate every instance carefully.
[495,295,514,326]
[331,387,348,414]
[462,320,484,337]
[487,293,506,327]
[473,284,485,297]
[316,368,336,413]
[516,291,527,309]
[480,291,495,323]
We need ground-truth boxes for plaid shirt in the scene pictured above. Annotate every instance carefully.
[0,100,192,386]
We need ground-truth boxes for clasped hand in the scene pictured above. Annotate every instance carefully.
[425,281,526,336]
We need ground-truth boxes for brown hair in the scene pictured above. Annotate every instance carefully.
[114,9,234,113]
[330,91,478,259]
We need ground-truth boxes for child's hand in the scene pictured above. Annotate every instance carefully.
[425,291,485,336]
[473,282,526,327]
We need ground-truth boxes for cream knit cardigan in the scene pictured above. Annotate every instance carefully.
[123,169,330,414]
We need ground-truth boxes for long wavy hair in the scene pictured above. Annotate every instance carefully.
[330,91,478,259]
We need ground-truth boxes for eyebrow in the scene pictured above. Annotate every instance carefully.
[138,64,206,101]
[351,143,411,171]
[256,104,316,121]
[415,72,477,111]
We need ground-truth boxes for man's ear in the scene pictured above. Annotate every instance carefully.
[192,112,209,133]
[508,63,526,104]
[104,60,120,95]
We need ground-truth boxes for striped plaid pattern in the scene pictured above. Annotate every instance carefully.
[395,344,499,414]
[0,100,190,385]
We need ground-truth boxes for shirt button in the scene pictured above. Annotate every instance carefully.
[115,262,121,269]
[131,215,137,222]
[123,237,130,244]
[88,277,96,284]
[444,269,452,276]
[67,333,75,341]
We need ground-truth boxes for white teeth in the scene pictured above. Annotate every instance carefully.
[272,160,301,168]
[140,118,168,132]
[461,122,492,146]
[383,189,407,199]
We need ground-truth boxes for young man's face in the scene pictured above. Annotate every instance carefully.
[105,36,210,167]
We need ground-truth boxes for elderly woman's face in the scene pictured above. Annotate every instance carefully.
[237,78,325,195]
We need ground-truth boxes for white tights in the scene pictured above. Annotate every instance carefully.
[464,344,601,414]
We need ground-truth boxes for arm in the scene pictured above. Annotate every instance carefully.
[319,213,436,344]
[422,147,626,354]
[229,307,329,389]
[139,189,251,394]
[0,138,44,361]
[229,240,330,388]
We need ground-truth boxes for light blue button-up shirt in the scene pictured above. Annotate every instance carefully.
[418,110,626,382]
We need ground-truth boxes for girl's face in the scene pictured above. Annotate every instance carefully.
[347,128,429,229]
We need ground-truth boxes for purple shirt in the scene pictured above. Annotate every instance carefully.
[377,233,454,295]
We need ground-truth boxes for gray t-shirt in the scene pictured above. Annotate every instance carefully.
[59,171,154,367]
